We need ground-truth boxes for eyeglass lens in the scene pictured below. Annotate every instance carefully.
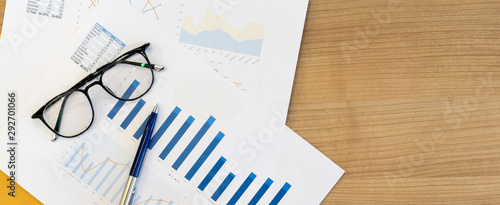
[43,91,93,136]
[102,53,153,100]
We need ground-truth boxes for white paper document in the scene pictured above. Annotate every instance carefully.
[1,1,342,205]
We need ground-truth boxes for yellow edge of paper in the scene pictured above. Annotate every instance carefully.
[0,170,42,205]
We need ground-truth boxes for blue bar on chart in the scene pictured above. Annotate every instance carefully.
[88,158,109,185]
[110,179,127,203]
[133,114,150,140]
[159,116,195,160]
[103,162,130,197]
[73,153,89,173]
[227,172,257,205]
[172,116,216,170]
[143,195,153,205]
[155,199,163,205]
[80,162,94,179]
[65,143,84,167]
[120,99,146,130]
[148,106,181,150]
[132,195,142,205]
[198,156,226,191]
[269,182,292,205]
[107,80,140,119]
[211,172,235,202]
[249,178,274,205]
[185,131,225,181]
[95,163,118,191]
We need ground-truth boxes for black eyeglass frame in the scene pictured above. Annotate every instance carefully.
[32,43,162,138]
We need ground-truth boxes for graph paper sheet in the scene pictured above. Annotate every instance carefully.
[0,1,343,205]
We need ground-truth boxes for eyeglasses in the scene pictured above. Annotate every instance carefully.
[32,43,163,141]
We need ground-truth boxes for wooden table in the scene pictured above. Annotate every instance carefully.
[1,0,499,204]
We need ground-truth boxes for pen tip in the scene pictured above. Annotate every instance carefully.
[152,104,159,113]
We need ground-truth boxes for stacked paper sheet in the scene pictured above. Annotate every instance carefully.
[0,0,344,204]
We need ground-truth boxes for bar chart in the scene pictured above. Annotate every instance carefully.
[75,80,296,204]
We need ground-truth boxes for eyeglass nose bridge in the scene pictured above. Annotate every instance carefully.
[83,80,103,92]
[74,78,107,100]
[81,80,125,103]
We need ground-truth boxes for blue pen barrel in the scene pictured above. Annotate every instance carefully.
[130,112,157,177]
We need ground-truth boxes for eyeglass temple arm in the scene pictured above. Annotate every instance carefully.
[30,91,70,140]
[68,60,163,91]
[31,89,69,116]
[51,93,70,141]
[121,61,164,71]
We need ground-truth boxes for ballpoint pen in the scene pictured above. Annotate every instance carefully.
[120,104,158,205]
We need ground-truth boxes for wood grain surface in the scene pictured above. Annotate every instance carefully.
[0,0,3,32]
[1,0,500,204]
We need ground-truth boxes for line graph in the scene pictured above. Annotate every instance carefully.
[87,0,162,20]
[179,11,265,57]
[78,143,131,173]
[140,0,160,19]
[63,140,178,204]
[142,4,162,14]
[89,0,99,8]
